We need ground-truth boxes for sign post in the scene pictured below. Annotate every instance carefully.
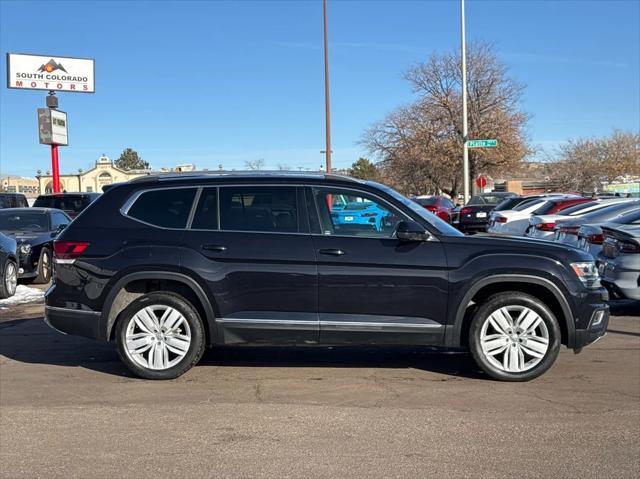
[6,53,94,194]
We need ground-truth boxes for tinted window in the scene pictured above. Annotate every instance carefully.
[468,195,507,205]
[34,195,91,214]
[313,187,408,238]
[0,211,49,231]
[219,186,298,233]
[414,197,438,206]
[51,211,70,229]
[514,199,546,212]
[127,188,197,228]
[191,188,219,230]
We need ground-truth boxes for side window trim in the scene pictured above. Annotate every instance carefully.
[185,187,203,229]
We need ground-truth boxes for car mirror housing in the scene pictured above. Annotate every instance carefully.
[396,220,432,242]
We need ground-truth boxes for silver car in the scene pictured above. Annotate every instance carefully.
[597,224,640,300]
[578,207,640,257]
[553,200,640,248]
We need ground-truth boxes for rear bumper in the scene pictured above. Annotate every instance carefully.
[44,305,101,340]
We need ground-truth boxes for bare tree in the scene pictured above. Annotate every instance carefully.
[551,130,640,193]
[363,42,530,197]
[277,163,292,171]
[244,159,265,171]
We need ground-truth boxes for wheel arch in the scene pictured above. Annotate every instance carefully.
[447,274,575,348]
[100,271,218,345]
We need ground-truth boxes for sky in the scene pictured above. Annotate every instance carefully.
[0,0,639,177]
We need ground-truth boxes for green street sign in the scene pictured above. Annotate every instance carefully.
[467,139,498,148]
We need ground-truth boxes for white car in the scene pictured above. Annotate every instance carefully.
[488,196,590,237]
[525,199,634,241]
[487,199,549,236]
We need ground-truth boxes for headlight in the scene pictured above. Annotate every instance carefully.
[570,261,600,288]
[19,243,32,255]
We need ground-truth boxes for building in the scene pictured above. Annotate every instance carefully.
[0,175,41,198]
[36,155,150,194]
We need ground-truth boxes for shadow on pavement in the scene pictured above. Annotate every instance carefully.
[608,299,640,317]
[0,317,484,380]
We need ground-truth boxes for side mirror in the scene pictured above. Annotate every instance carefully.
[396,220,432,242]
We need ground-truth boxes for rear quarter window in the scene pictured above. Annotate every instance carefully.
[126,188,197,229]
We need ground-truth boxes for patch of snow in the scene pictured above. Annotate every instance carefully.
[0,285,45,308]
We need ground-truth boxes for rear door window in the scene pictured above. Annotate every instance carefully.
[127,188,197,229]
[219,186,298,233]
[191,188,219,230]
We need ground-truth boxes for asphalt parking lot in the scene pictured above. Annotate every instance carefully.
[0,286,638,479]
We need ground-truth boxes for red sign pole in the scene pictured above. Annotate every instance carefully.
[51,144,60,193]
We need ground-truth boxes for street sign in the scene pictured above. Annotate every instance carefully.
[476,175,487,189]
[38,108,68,146]
[467,139,497,148]
[7,53,95,93]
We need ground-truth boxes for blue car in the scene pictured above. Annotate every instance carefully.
[331,201,391,232]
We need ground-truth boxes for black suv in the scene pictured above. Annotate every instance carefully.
[45,173,609,381]
[33,192,100,219]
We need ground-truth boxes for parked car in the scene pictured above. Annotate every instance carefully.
[488,196,590,236]
[577,208,640,257]
[597,225,640,300]
[0,208,71,284]
[33,192,100,219]
[0,193,28,209]
[412,196,455,222]
[0,232,18,299]
[551,200,640,247]
[525,199,636,241]
[45,172,609,382]
[451,192,517,233]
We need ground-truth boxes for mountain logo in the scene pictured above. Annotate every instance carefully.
[37,59,68,74]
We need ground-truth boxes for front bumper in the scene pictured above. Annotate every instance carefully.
[572,288,610,350]
[44,305,101,340]
[18,253,38,278]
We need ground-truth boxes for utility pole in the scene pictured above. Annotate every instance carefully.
[461,0,469,204]
[322,0,332,173]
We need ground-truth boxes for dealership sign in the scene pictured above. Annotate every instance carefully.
[38,108,69,145]
[7,53,95,93]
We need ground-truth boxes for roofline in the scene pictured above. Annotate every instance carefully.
[127,170,364,184]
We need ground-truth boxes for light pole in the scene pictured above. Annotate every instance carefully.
[461,0,469,204]
[323,0,332,173]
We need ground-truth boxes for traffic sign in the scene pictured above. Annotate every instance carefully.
[476,175,487,189]
[467,139,497,148]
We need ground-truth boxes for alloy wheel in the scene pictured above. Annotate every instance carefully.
[5,262,17,296]
[123,305,192,370]
[479,305,549,373]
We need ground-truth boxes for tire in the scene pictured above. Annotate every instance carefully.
[0,259,18,299]
[33,247,52,284]
[469,292,561,382]
[115,292,206,380]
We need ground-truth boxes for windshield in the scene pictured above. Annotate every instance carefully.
[34,195,89,212]
[582,201,640,222]
[371,182,464,236]
[414,197,438,206]
[468,195,507,205]
[561,201,599,216]
[0,211,49,231]
[514,199,546,212]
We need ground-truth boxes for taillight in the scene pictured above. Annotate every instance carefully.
[535,222,555,231]
[460,207,471,216]
[496,216,507,223]
[618,240,640,254]
[53,240,90,264]
[424,205,437,212]
[584,234,604,245]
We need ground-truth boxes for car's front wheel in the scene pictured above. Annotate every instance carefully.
[469,292,561,381]
[115,292,205,379]
[0,259,18,299]
[33,247,52,284]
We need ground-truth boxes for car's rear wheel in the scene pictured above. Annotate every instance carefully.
[0,260,18,299]
[469,292,561,381]
[33,247,52,284]
[115,292,205,380]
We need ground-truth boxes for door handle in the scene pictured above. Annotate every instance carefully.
[319,248,346,256]
[202,244,227,252]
